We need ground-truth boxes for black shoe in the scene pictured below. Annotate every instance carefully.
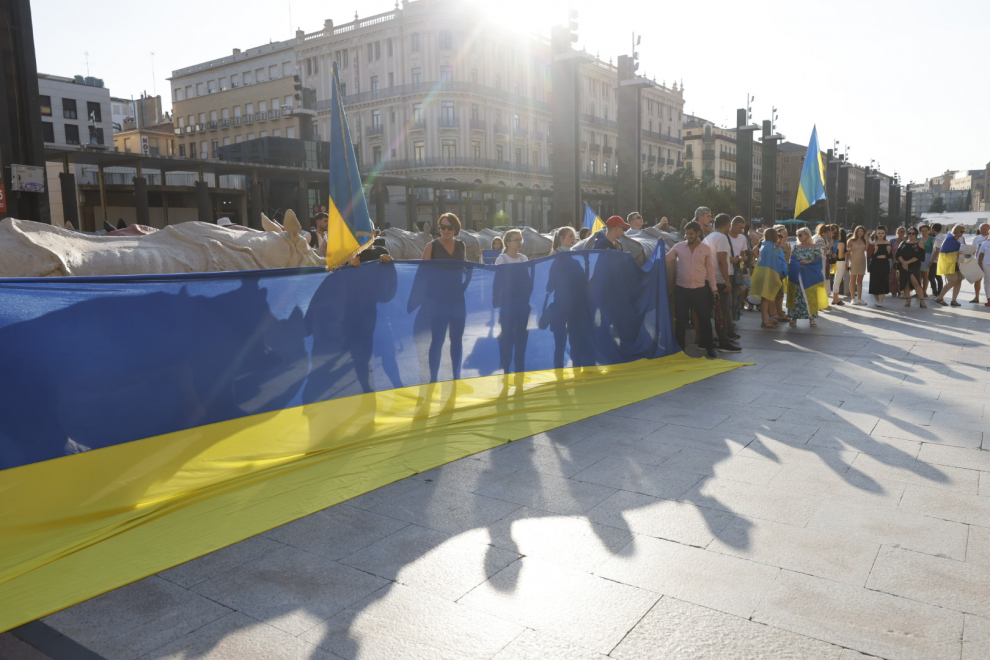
[728,333,741,340]
[705,348,718,359]
[718,344,742,353]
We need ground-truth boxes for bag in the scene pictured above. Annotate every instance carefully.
[728,236,745,287]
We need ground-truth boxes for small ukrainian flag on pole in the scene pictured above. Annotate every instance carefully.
[325,62,375,269]
[794,126,827,219]
[583,202,605,233]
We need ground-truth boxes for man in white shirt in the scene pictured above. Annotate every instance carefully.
[703,213,741,352]
[969,223,989,303]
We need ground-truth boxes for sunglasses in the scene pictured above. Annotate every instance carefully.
[439,224,455,230]
[908,232,918,236]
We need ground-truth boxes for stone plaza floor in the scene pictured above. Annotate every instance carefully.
[3,281,990,660]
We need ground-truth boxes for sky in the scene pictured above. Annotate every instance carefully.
[31,0,990,184]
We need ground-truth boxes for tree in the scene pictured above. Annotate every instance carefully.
[846,200,866,227]
[642,169,740,227]
[928,195,946,213]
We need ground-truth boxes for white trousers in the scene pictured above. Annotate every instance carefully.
[833,260,848,298]
[983,263,990,298]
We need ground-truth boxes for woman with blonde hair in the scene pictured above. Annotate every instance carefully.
[751,226,784,328]
[551,226,576,254]
[846,225,869,305]
[495,228,527,264]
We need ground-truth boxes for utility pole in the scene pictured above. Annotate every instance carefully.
[761,113,783,223]
[550,11,582,228]
[616,34,649,219]
[734,96,759,221]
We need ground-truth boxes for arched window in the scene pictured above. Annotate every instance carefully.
[411,33,420,52]
[439,30,453,50]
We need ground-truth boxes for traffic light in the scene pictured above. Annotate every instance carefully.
[293,74,303,102]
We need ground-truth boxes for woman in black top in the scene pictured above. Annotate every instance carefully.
[868,226,892,307]
[419,213,469,381]
[896,228,927,308]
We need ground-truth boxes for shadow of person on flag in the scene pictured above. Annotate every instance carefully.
[542,251,596,370]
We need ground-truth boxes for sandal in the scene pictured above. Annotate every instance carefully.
[789,320,797,327]
[935,299,947,306]
[920,301,927,308]
[810,319,817,327]
[761,321,778,329]
[951,301,962,307]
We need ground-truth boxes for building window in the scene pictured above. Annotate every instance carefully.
[412,103,423,122]
[62,98,77,119]
[413,140,425,160]
[441,101,455,124]
[472,142,481,159]
[89,126,104,145]
[343,50,349,67]
[411,33,420,52]
[188,141,196,157]
[124,137,131,152]
[439,30,453,50]
[590,160,596,173]
[533,150,539,166]
[390,111,396,123]
[496,145,504,161]
[85,101,101,122]
[179,144,186,157]
[211,140,219,158]
[388,72,394,87]
[442,139,456,161]
[367,43,374,61]
[340,83,346,97]
[372,109,381,127]
[471,69,478,84]
[515,148,522,163]
[471,104,479,120]
[373,145,382,163]
[375,41,381,60]
[42,121,54,143]
[235,135,243,143]
[387,38,393,57]
[513,113,520,129]
[411,67,422,84]
[64,124,80,144]
[287,127,296,138]
[440,66,453,83]
[272,129,280,137]
[494,75,500,91]
[371,75,379,91]
[40,95,52,116]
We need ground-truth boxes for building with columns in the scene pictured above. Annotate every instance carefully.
[164,0,685,229]
[682,117,762,199]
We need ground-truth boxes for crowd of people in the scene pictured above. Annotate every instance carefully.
[307,208,990,361]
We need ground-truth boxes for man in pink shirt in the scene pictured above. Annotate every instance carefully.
[666,220,719,358]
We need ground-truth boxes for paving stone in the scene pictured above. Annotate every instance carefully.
[642,424,755,454]
[754,570,964,660]
[750,391,847,411]
[982,471,989,497]
[143,612,341,660]
[838,650,882,659]
[44,576,230,660]
[899,484,990,527]
[584,490,736,548]
[710,517,880,586]
[159,535,284,589]
[658,447,783,486]
[569,457,703,501]
[610,596,841,660]
[479,438,609,478]
[928,411,989,432]
[624,405,730,429]
[302,583,523,660]
[263,504,408,561]
[490,629,606,660]
[407,454,522,493]
[558,414,664,442]
[596,535,779,619]
[339,523,519,601]
[191,546,387,636]
[867,546,990,618]
[0,634,50,660]
[969,524,990,565]
[873,418,983,449]
[459,557,659,655]
[680,476,824,526]
[369,484,522,535]
[807,427,921,460]
[344,477,425,511]
[766,464,906,509]
[738,436,857,471]
[807,500,969,560]
[565,433,683,467]
[476,468,616,515]
[850,452,981,494]
[485,506,632,572]
[963,614,990,660]
[917,443,990,472]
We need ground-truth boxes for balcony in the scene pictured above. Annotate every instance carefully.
[315,80,552,113]
[268,109,280,119]
[580,113,618,129]
[641,129,685,147]
[183,126,193,134]
[366,124,384,137]
[589,142,601,153]
[603,145,613,155]
[702,149,715,160]
[648,155,657,163]
[409,119,427,130]
[721,170,736,180]
[702,168,715,180]
[493,124,508,136]
[721,151,736,161]
[512,127,528,139]
[438,116,460,128]
[208,120,218,130]
[469,117,486,130]
[255,113,267,122]
[232,116,241,126]
[242,115,253,124]
[667,158,675,165]
[220,118,230,128]
[174,128,184,137]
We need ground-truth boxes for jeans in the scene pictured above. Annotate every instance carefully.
[674,285,714,350]
[715,282,735,346]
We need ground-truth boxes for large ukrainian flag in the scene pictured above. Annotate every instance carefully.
[787,252,830,315]
[750,240,784,300]
[325,62,375,268]
[794,126,827,219]
[583,202,605,232]
[936,234,961,276]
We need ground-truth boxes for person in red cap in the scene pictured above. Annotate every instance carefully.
[592,215,629,251]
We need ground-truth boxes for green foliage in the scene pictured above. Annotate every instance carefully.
[846,199,867,227]
[928,195,946,213]
[642,169,740,227]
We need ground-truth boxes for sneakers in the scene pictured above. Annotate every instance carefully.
[852,298,867,306]
[705,348,719,359]
[718,344,743,353]
[728,333,741,341]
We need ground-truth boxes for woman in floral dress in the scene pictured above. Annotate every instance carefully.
[788,228,826,327]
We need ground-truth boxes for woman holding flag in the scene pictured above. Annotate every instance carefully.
[750,227,784,328]
[934,225,967,307]
[787,228,830,327]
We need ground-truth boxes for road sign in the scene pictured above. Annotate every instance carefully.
[0,184,7,213]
